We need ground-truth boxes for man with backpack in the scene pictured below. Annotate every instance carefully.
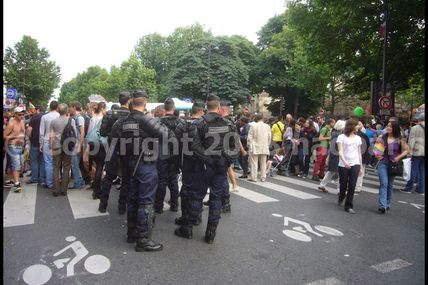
[271,115,285,149]
[69,102,86,189]
[49,103,78,196]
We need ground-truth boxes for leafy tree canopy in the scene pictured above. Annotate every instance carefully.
[4,35,61,107]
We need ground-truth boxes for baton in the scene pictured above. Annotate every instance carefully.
[132,149,145,177]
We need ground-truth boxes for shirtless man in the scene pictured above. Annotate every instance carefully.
[3,107,26,192]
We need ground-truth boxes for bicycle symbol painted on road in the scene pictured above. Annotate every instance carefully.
[21,236,111,285]
[272,214,344,242]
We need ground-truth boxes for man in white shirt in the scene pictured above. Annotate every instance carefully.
[247,113,272,182]
[39,101,60,189]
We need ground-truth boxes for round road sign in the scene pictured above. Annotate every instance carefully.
[378,96,392,109]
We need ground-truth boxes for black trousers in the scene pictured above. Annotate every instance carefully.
[238,153,249,175]
[338,165,361,210]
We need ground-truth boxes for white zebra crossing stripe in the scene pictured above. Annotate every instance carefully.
[370,259,412,273]
[258,181,321,200]
[231,185,279,203]
[304,277,346,285]
[270,175,339,193]
[3,184,38,227]
[68,190,109,219]
[272,174,380,194]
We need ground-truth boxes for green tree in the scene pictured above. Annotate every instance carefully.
[286,0,425,112]
[3,35,61,106]
[119,54,157,101]
[58,66,109,104]
[59,56,157,104]
[167,36,252,105]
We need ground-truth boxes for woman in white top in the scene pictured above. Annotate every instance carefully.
[336,118,363,214]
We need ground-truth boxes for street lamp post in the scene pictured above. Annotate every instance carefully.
[201,44,219,100]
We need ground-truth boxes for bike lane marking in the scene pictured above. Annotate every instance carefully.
[370,259,412,273]
[67,190,109,219]
[3,183,38,227]
[21,236,111,285]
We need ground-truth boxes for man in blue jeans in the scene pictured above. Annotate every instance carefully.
[4,107,26,192]
[26,106,46,184]
[401,112,425,194]
[39,101,59,189]
[69,102,86,189]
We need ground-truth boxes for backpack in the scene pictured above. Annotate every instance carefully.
[61,118,77,153]
[86,119,107,146]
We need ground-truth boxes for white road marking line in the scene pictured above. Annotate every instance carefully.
[410,203,425,210]
[3,183,38,227]
[231,186,279,203]
[268,173,380,194]
[68,190,109,219]
[259,181,321,200]
[304,277,346,285]
[370,259,412,273]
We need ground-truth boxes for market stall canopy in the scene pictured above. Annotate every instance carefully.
[88,94,106,103]
[172,98,193,111]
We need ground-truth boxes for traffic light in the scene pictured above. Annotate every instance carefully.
[280,98,285,110]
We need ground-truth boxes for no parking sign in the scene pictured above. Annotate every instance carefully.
[378,96,392,110]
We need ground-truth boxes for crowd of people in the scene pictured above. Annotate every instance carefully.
[3,91,425,250]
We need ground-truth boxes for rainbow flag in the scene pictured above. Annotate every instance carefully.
[373,136,386,160]
[28,102,35,112]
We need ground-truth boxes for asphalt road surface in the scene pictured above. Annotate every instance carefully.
[3,165,425,285]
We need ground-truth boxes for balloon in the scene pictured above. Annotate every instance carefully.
[354,106,364,117]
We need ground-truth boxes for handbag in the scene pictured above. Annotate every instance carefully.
[402,157,412,181]
[388,160,403,176]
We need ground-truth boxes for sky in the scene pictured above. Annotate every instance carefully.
[4,0,286,97]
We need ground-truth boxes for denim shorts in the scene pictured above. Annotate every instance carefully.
[7,144,23,171]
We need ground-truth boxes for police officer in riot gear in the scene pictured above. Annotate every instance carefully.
[98,92,131,214]
[154,98,183,214]
[203,100,238,212]
[174,102,205,226]
[174,95,239,243]
[219,100,238,213]
[116,90,170,252]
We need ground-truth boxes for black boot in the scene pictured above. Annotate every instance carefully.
[204,223,217,244]
[98,200,107,213]
[194,209,203,226]
[154,203,163,214]
[118,201,126,215]
[222,198,231,213]
[127,228,137,243]
[92,191,100,200]
[175,216,185,225]
[135,204,163,252]
[170,201,179,212]
[174,225,193,239]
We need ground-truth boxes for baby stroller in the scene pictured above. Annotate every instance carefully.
[268,153,286,177]
[275,139,299,177]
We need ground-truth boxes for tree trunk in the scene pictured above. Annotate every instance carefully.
[330,78,335,115]
[293,91,299,118]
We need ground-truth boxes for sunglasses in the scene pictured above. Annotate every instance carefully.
[16,113,25,116]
